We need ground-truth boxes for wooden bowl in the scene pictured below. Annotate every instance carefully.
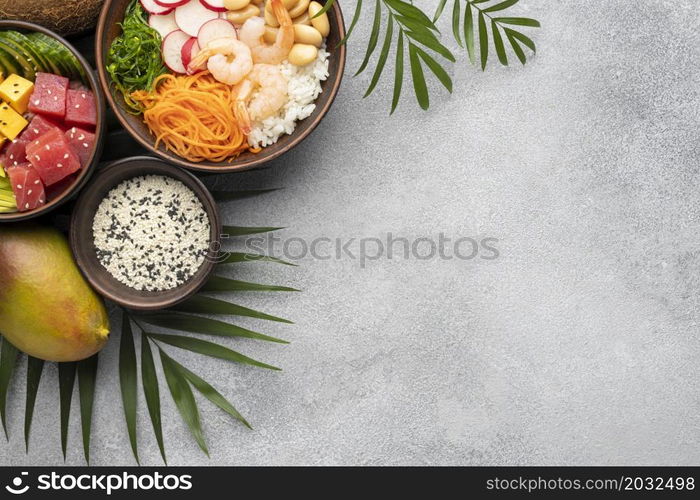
[69,157,221,310]
[95,0,346,173]
[0,20,106,223]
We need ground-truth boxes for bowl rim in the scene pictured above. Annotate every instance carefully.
[69,156,222,311]
[0,19,106,223]
[95,0,346,173]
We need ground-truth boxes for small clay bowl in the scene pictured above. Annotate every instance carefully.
[95,0,346,173]
[69,157,221,310]
[0,20,106,223]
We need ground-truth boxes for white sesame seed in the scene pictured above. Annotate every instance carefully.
[34,180,40,185]
[57,163,63,168]
[34,100,39,105]
[27,190,32,195]
[75,104,80,109]
[25,203,29,209]
[63,154,69,159]
[83,143,89,148]
[16,184,22,189]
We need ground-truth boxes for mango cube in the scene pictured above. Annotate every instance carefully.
[0,102,28,141]
[0,74,34,114]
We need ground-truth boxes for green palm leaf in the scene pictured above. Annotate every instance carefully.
[167,357,251,429]
[504,27,536,53]
[483,0,520,13]
[147,334,281,371]
[433,0,448,21]
[356,0,382,76]
[339,0,362,46]
[77,355,99,464]
[414,46,453,92]
[159,350,208,456]
[141,338,166,464]
[408,43,428,110]
[364,13,394,98]
[451,0,462,47]
[171,295,293,325]
[0,337,19,438]
[119,312,139,464]
[202,276,300,293]
[478,10,488,70]
[138,312,289,344]
[58,362,77,460]
[491,21,508,65]
[464,2,475,64]
[218,252,295,266]
[24,356,44,451]
[221,226,285,237]
[493,17,541,27]
[391,30,404,114]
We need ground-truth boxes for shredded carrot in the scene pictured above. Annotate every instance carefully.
[131,72,251,163]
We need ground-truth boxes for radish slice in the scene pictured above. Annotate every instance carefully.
[197,18,237,48]
[154,0,190,7]
[175,0,219,37]
[140,0,172,15]
[200,0,227,12]
[149,12,179,39]
[181,37,200,69]
[162,30,191,73]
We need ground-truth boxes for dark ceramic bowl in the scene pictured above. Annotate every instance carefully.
[95,0,346,173]
[69,157,221,310]
[0,20,106,223]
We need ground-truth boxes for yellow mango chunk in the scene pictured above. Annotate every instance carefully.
[0,74,35,114]
[0,102,28,141]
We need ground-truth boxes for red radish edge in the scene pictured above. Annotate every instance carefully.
[174,0,220,37]
[161,30,191,74]
[199,0,227,13]
[180,37,197,69]
[196,18,237,48]
[154,0,190,7]
[140,0,172,15]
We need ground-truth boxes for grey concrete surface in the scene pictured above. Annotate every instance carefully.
[2,0,700,466]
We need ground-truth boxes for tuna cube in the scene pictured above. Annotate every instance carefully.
[25,128,80,186]
[65,89,96,128]
[6,163,46,212]
[28,72,69,119]
[65,127,95,167]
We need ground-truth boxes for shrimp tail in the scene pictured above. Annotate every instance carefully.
[270,0,293,27]
[235,100,253,135]
[188,49,211,74]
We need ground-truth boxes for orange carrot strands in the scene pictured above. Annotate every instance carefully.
[131,72,251,163]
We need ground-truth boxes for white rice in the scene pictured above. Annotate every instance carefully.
[247,46,330,148]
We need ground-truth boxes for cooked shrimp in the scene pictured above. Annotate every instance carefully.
[188,38,253,85]
[239,0,294,64]
[234,63,288,133]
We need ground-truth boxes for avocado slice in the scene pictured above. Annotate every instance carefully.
[0,39,34,79]
[0,31,51,75]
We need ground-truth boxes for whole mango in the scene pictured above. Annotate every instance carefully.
[0,225,109,361]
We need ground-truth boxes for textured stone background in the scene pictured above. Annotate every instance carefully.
[2,0,700,466]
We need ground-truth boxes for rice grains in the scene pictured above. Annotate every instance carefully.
[92,175,211,291]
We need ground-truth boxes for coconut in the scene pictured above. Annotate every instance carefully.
[0,0,103,36]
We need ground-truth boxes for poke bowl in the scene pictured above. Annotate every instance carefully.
[0,20,106,222]
[96,0,346,173]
